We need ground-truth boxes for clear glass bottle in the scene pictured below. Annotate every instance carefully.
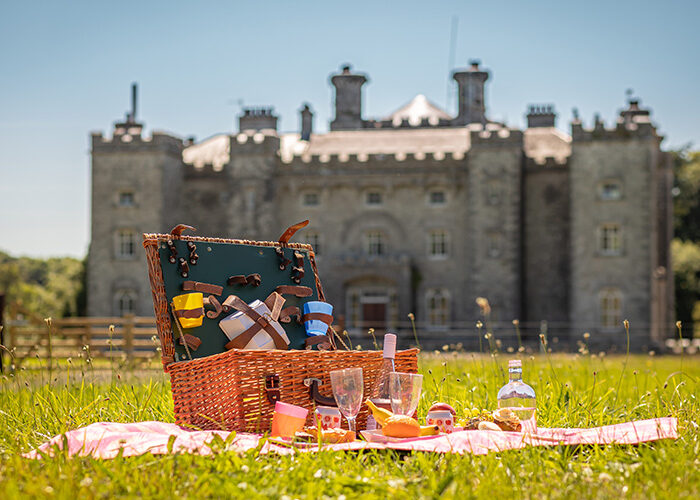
[365,333,396,430]
[497,359,537,433]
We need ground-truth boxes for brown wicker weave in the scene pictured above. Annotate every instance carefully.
[143,231,419,432]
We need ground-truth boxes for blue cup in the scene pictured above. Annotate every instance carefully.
[302,301,333,337]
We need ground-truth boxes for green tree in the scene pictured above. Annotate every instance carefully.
[0,251,86,320]
[672,148,700,336]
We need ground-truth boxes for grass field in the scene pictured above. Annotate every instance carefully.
[0,351,698,499]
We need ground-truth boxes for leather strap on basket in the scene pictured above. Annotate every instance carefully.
[223,294,288,350]
[275,285,313,297]
[278,220,309,245]
[300,312,333,324]
[279,306,300,323]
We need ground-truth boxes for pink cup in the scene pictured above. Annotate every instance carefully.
[271,402,309,438]
[314,406,342,430]
[426,410,455,433]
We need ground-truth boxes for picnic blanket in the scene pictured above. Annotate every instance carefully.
[24,418,678,459]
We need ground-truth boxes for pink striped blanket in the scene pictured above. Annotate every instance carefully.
[24,418,677,459]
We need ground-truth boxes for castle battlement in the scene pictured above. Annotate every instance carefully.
[571,119,656,141]
[281,149,468,166]
[183,162,227,179]
[469,127,523,145]
[91,129,184,152]
[572,99,657,142]
[525,155,568,169]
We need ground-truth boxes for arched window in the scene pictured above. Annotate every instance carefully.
[115,290,137,316]
[600,288,622,328]
[426,289,450,328]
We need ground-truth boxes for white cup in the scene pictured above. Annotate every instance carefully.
[426,410,455,433]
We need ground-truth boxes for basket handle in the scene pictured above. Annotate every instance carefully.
[304,378,337,407]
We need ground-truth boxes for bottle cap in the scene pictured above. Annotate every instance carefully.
[383,333,397,358]
[508,359,522,368]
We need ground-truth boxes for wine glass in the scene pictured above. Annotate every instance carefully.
[389,372,423,416]
[329,367,364,433]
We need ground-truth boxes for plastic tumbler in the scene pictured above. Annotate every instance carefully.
[270,401,308,438]
[302,301,334,336]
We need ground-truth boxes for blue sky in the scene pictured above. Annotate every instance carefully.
[1,0,698,258]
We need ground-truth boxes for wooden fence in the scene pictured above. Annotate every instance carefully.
[2,315,160,369]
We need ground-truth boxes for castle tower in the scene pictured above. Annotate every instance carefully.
[330,64,368,131]
[568,99,673,349]
[87,84,184,316]
[452,60,489,125]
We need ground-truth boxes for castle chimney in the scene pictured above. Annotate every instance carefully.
[526,104,556,128]
[452,59,489,125]
[619,97,650,125]
[330,64,368,131]
[300,103,313,141]
[238,106,278,132]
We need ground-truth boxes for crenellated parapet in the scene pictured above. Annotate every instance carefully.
[280,150,468,167]
[525,155,569,170]
[183,162,228,179]
[91,127,184,154]
[230,131,280,155]
[469,127,523,146]
[571,99,658,142]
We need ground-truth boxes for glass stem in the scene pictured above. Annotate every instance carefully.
[347,416,357,434]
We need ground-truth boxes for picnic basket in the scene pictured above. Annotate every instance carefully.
[143,225,418,432]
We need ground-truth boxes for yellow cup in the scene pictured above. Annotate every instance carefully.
[172,292,204,329]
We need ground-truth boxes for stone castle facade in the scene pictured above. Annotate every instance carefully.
[87,61,674,349]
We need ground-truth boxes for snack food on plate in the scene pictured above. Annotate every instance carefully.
[492,408,522,432]
[382,415,421,438]
[319,428,355,443]
[478,421,502,431]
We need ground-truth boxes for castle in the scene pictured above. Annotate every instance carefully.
[87,61,674,350]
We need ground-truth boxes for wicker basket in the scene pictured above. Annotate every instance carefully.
[143,230,418,432]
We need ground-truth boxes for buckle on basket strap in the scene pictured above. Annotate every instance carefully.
[265,374,281,404]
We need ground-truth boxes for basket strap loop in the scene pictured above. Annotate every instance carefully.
[170,224,197,237]
[278,220,309,245]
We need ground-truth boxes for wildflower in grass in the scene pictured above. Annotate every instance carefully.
[476,297,491,315]
[507,346,514,353]
[476,320,483,329]
[407,313,415,321]
[512,319,519,326]
[442,344,449,351]
[583,332,590,340]
[649,350,655,356]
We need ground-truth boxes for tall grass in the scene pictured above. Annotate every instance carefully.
[0,347,698,499]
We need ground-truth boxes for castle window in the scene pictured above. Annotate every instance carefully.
[429,190,446,205]
[366,191,383,206]
[426,289,450,328]
[118,191,135,207]
[598,224,622,256]
[115,289,137,316]
[303,192,319,206]
[428,230,448,258]
[305,231,321,255]
[599,180,622,201]
[600,288,622,328]
[365,231,385,256]
[116,229,136,259]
